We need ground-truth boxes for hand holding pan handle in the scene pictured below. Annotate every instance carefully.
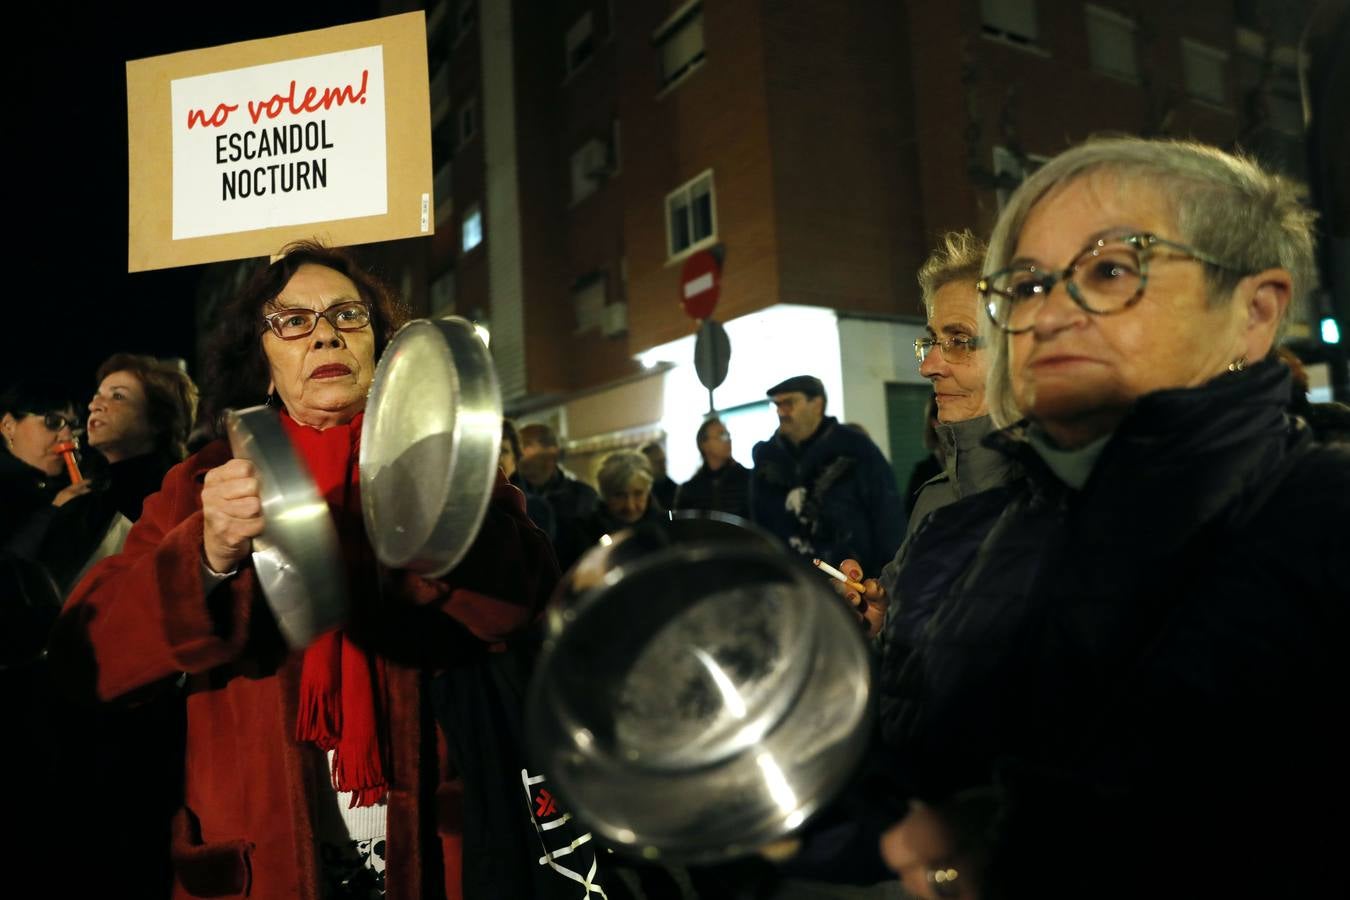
[225,406,347,649]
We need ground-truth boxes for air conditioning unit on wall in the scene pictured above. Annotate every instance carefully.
[602,302,627,337]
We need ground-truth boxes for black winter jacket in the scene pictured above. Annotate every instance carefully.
[879,360,1350,898]
[750,417,904,574]
[673,460,751,520]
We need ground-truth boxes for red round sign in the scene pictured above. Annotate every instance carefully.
[679,249,721,320]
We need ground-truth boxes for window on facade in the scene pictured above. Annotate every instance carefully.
[570,138,611,205]
[654,3,705,89]
[566,11,596,76]
[1085,5,1138,81]
[666,170,716,259]
[993,146,1048,211]
[1182,39,1228,105]
[980,0,1038,45]
[462,204,483,254]
[458,98,477,146]
[572,273,607,334]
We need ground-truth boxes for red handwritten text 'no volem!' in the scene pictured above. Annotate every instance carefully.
[187,69,369,130]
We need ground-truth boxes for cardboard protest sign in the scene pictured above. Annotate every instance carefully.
[127,12,433,271]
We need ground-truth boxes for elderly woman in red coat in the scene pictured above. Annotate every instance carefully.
[52,242,558,900]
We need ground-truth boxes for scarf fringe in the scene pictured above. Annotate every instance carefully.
[332,741,388,808]
[294,687,343,747]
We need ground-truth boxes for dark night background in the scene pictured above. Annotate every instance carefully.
[8,3,379,398]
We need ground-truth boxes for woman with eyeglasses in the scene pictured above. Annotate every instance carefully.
[874,139,1347,899]
[1,381,87,554]
[28,354,199,596]
[50,241,558,900]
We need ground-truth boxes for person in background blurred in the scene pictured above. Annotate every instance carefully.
[582,450,664,544]
[517,422,599,572]
[34,353,199,594]
[28,354,198,900]
[501,418,556,542]
[751,374,903,575]
[640,440,677,511]
[1279,346,1350,441]
[1,381,87,555]
[673,417,751,519]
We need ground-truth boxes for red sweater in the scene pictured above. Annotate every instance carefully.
[52,437,558,900]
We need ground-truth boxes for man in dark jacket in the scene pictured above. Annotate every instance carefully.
[749,375,903,575]
[517,422,599,571]
[673,417,750,519]
[639,441,678,511]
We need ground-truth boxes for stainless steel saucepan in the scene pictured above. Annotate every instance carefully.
[360,315,503,577]
[225,405,348,649]
[225,315,503,646]
[526,513,874,863]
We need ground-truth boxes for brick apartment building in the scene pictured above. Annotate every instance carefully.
[199,0,1325,486]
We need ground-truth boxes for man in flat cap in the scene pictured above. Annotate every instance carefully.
[750,375,903,575]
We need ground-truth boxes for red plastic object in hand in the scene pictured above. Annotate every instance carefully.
[52,440,83,484]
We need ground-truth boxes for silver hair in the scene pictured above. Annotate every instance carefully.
[917,229,989,318]
[983,137,1318,427]
[596,450,653,497]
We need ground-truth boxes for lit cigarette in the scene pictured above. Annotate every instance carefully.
[812,558,866,594]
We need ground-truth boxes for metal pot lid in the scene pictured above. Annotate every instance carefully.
[527,517,874,863]
[225,405,347,649]
[360,316,502,577]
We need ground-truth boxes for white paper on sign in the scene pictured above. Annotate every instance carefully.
[170,46,389,240]
[683,272,715,298]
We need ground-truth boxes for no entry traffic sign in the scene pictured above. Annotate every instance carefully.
[680,249,721,320]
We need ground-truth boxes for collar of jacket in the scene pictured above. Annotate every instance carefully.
[932,414,1017,500]
[986,357,1300,551]
[100,451,175,520]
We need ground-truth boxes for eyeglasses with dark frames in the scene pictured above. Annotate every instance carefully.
[261,300,373,341]
[914,334,980,363]
[978,232,1243,334]
[22,411,76,432]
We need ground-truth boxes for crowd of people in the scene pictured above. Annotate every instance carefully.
[3,136,1347,900]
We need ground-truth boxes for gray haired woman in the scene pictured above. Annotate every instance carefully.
[584,450,664,543]
[874,137,1348,899]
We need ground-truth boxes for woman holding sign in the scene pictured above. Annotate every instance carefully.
[52,242,559,900]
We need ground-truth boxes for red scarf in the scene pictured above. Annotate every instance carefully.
[280,410,388,808]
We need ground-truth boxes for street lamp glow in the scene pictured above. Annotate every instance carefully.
[1321,317,1341,345]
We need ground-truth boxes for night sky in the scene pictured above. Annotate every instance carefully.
[8,2,377,400]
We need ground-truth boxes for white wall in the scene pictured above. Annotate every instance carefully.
[642,305,846,483]
[837,316,928,461]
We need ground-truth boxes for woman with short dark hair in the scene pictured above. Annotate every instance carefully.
[51,240,559,900]
[34,354,199,594]
[1,380,84,553]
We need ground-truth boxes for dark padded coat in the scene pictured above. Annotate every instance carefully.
[750,417,904,575]
[879,359,1350,898]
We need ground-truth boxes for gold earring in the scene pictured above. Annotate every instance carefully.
[1228,356,1248,373]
